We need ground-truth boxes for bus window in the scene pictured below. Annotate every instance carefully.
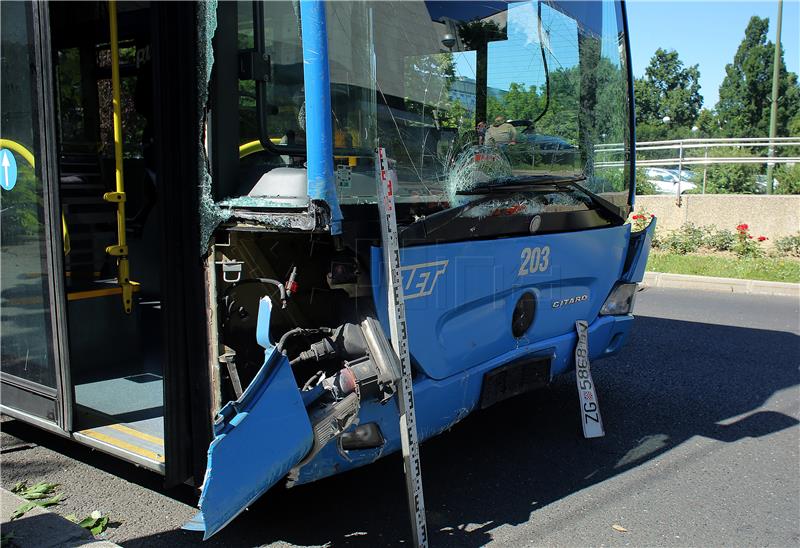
[231,1,631,222]
[0,1,60,392]
[234,1,377,199]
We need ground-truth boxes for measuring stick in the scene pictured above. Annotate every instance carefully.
[376,148,429,547]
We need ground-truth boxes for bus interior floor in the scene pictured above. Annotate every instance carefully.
[73,372,165,460]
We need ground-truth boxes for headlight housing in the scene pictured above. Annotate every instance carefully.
[599,283,638,316]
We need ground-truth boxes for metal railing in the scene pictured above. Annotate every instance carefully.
[595,137,800,195]
[596,137,800,167]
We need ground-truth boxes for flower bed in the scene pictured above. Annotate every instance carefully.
[629,208,799,259]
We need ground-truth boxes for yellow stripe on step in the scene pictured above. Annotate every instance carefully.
[79,429,165,463]
[107,423,164,447]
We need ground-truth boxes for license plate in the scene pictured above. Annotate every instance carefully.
[575,320,604,438]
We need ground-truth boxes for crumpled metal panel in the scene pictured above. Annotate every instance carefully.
[621,217,656,283]
[186,298,313,539]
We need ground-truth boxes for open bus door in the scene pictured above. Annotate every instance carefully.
[0,1,73,433]
[2,0,211,487]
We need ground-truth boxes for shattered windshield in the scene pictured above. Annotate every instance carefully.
[236,0,631,213]
[345,0,631,209]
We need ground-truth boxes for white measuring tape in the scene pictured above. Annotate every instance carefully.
[376,148,429,547]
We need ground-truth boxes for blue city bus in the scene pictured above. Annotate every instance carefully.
[0,0,652,540]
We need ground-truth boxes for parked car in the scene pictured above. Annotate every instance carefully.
[645,167,697,194]
[501,120,578,165]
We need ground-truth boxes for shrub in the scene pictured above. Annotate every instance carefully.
[775,164,800,195]
[775,233,800,257]
[661,223,705,254]
[704,226,736,252]
[651,232,663,250]
[733,223,765,258]
[703,148,761,194]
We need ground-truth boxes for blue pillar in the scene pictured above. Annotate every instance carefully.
[299,0,343,234]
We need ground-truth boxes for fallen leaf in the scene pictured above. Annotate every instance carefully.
[90,516,109,536]
[36,494,63,508]
[14,482,59,501]
[77,517,97,529]
[10,502,36,520]
[73,512,110,536]
[612,524,628,533]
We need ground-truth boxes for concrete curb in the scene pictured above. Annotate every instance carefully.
[1,488,119,548]
[643,271,800,297]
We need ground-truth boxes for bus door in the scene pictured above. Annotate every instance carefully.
[0,2,72,431]
[46,0,169,474]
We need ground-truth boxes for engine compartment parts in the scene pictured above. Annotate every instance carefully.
[278,316,401,483]
[290,323,367,364]
[287,391,360,486]
[289,318,400,406]
[340,423,385,450]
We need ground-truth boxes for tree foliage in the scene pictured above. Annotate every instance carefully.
[634,48,702,139]
[716,16,800,138]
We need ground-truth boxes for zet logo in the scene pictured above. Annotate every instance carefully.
[401,260,448,300]
[1,149,18,191]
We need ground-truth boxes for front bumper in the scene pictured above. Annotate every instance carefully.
[290,313,634,485]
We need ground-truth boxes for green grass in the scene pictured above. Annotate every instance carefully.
[647,252,800,283]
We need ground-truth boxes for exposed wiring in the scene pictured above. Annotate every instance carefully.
[302,370,325,391]
[277,326,334,353]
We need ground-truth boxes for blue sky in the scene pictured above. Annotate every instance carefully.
[626,0,799,109]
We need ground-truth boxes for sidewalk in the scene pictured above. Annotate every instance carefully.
[1,488,119,548]
[644,271,800,297]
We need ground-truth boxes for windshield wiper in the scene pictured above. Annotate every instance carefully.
[455,174,587,195]
[456,174,626,224]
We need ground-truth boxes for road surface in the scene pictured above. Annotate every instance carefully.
[2,287,799,546]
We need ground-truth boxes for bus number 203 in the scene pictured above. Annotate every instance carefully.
[518,246,551,276]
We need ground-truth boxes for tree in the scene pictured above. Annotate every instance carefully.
[634,48,703,138]
[716,16,800,138]
[704,149,760,193]
[694,108,719,137]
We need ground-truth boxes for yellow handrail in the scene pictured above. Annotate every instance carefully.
[0,138,35,167]
[105,0,137,313]
[0,138,70,255]
[239,139,266,159]
[238,138,357,166]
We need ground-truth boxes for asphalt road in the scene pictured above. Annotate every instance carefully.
[2,287,799,547]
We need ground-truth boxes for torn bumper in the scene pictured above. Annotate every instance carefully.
[290,311,634,486]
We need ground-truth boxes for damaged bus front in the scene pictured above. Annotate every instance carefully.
[194,0,652,538]
[0,0,651,541]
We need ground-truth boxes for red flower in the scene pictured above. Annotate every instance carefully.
[748,235,753,239]
[758,236,767,242]
[631,214,640,220]
[736,223,749,231]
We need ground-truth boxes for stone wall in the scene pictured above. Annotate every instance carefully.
[633,195,800,242]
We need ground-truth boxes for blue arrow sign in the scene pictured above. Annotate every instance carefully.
[0,149,18,191]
